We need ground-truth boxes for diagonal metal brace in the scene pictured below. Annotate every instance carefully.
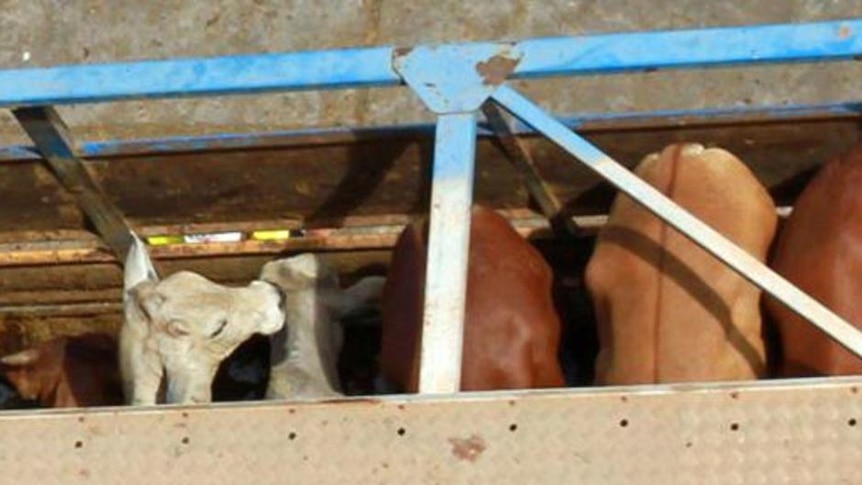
[481,102,580,236]
[13,106,135,262]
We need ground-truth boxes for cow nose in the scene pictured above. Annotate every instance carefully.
[0,377,32,409]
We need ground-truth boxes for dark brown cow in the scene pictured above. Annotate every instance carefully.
[766,144,862,376]
[380,205,565,392]
[0,333,123,408]
[585,143,776,384]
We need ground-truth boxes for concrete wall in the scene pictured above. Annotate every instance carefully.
[1,0,860,144]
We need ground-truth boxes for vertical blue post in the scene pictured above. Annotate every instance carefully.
[419,112,477,394]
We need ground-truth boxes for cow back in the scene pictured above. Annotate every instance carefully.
[585,144,775,384]
[766,144,862,376]
[381,205,565,392]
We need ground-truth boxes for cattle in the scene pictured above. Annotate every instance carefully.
[765,144,862,376]
[260,253,384,400]
[379,205,565,392]
[585,143,776,385]
[122,235,286,405]
[0,333,123,408]
[0,331,278,408]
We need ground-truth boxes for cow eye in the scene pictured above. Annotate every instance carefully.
[209,319,228,338]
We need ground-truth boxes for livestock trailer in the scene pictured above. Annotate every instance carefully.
[0,19,861,483]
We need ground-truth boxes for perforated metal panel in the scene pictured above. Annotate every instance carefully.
[1,378,860,484]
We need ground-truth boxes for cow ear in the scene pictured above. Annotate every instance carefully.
[0,348,40,366]
[260,254,318,290]
[128,280,165,324]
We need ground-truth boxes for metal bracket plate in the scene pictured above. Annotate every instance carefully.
[393,43,522,114]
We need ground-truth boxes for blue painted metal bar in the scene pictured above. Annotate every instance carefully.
[491,84,862,360]
[1,101,859,162]
[419,112,477,394]
[0,20,859,107]
[0,47,396,107]
[513,20,862,78]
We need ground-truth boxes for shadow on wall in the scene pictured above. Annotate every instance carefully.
[305,134,428,227]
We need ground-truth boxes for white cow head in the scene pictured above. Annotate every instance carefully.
[121,235,285,405]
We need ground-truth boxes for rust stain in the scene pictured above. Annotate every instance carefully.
[476,55,520,86]
[393,46,414,58]
[448,434,487,463]
[79,468,90,479]
[839,25,852,39]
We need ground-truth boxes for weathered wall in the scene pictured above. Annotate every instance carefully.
[1,0,861,144]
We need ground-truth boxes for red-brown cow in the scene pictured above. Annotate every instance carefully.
[0,332,273,408]
[766,144,862,376]
[0,333,123,408]
[585,143,776,384]
[380,205,565,392]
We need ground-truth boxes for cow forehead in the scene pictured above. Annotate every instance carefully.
[155,272,276,312]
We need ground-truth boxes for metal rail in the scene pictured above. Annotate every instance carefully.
[0,20,859,107]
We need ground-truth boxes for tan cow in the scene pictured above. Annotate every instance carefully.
[585,143,776,384]
[122,235,286,405]
[766,144,862,376]
[260,253,384,400]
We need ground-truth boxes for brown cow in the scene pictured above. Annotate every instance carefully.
[766,144,862,376]
[585,143,776,385]
[0,332,276,409]
[0,333,123,408]
[380,205,565,392]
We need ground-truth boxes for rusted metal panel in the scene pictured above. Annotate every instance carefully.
[0,111,855,238]
[0,250,392,305]
[0,378,859,484]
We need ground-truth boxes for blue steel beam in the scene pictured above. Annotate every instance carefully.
[0,20,859,107]
[491,85,862,360]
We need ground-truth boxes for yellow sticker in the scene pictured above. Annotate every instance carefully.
[146,235,185,246]
[251,230,291,241]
